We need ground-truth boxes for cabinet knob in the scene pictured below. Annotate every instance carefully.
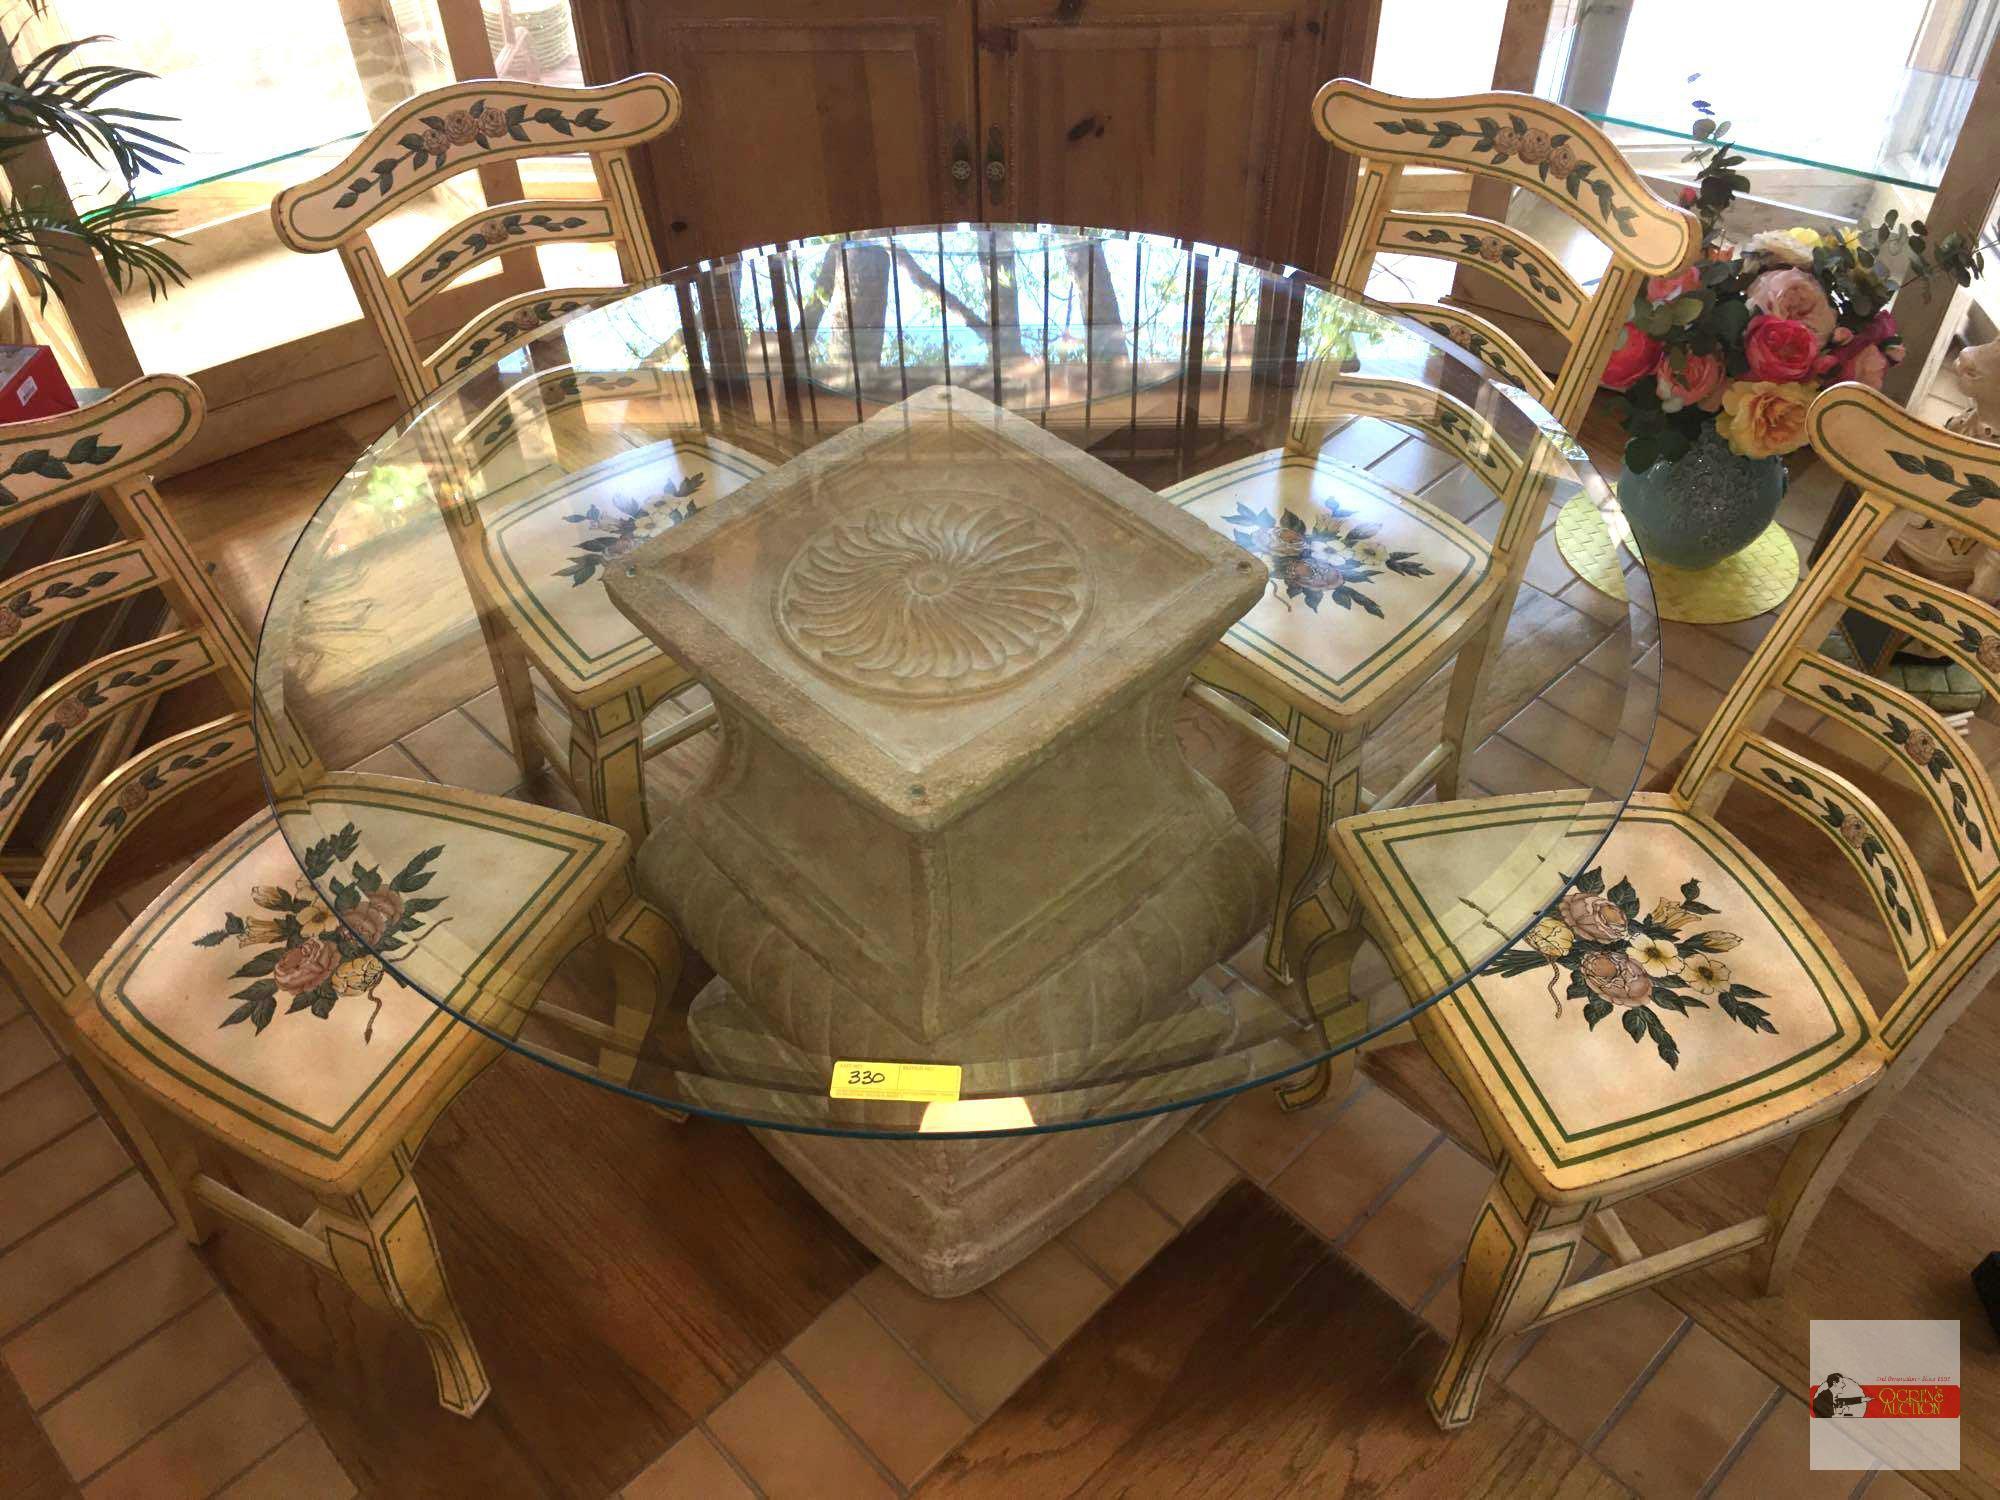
[985,158,1006,185]
[951,157,973,183]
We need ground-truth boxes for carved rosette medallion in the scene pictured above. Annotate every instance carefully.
[775,499,1089,699]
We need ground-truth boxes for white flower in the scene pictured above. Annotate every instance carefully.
[1745,227,1820,268]
[1627,936,1683,979]
[1683,954,1731,994]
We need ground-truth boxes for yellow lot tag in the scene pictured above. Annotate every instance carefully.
[829,1060,962,1103]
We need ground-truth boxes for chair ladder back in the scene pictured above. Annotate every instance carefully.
[271,75,681,409]
[1673,382,2000,1050]
[1314,79,1696,433]
[0,377,258,950]
[1724,728,1944,972]
[28,715,256,933]
[1373,300,1554,405]
[1372,209,1591,336]
[1778,645,2000,893]
[1290,368,1528,493]
[0,378,206,528]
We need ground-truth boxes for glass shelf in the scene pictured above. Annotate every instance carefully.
[1582,113,1942,195]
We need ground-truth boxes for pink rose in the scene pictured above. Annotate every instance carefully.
[345,888,406,947]
[1745,268,1836,342]
[1559,889,1629,944]
[1579,949,1654,1005]
[1600,323,1662,392]
[273,937,342,994]
[1678,185,1698,207]
[1827,310,1901,388]
[1646,266,1701,303]
[1655,350,1725,413]
[1743,315,1822,383]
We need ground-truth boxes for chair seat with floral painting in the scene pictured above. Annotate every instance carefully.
[1165,447,1500,729]
[1336,790,1884,1201]
[476,434,769,706]
[80,775,629,1193]
[1307,384,2000,1432]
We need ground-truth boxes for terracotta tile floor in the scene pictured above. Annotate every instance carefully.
[0,396,1968,1499]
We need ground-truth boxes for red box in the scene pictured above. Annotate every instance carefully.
[0,345,78,424]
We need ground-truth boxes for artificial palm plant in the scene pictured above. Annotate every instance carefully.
[0,9,183,304]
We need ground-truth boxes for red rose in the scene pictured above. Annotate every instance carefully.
[1600,324,1662,391]
[273,937,342,994]
[1742,315,1821,383]
[1645,267,1700,303]
[346,888,406,947]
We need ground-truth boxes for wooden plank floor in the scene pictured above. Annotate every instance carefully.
[917,1184,1627,1499]
[201,1055,873,1500]
[2,394,1989,1499]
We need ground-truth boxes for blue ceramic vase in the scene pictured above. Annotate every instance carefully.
[1617,425,1786,571]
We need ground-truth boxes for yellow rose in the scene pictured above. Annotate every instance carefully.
[332,955,384,995]
[1526,916,1573,958]
[1717,381,1814,460]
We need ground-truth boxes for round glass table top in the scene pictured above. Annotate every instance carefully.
[253,224,1660,1139]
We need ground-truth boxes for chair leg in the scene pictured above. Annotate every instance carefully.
[1264,712,1364,980]
[1435,620,1497,804]
[80,1049,216,1245]
[19,972,216,1245]
[318,1147,490,1418]
[591,882,683,1098]
[1412,1011,1508,1167]
[1274,866,1367,1111]
[1757,1101,1872,1295]
[1430,1162,1592,1430]
[488,629,546,782]
[567,689,649,843]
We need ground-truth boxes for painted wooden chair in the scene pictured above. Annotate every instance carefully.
[272,80,762,840]
[1304,382,2000,1429]
[0,375,683,1416]
[270,73,681,409]
[1169,83,1696,1040]
[436,364,771,838]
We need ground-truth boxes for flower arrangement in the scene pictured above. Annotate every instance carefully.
[1602,111,1991,475]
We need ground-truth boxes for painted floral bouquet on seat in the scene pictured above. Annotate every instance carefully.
[1601,112,1990,476]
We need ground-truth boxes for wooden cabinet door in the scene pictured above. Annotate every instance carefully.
[972,0,1361,270]
[574,1,979,267]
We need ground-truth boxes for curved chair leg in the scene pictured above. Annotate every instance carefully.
[1430,1162,1591,1430]
[318,1147,490,1418]
[1274,873,1367,1112]
[1412,1011,1507,1167]
[1757,1098,1877,1295]
[1265,712,1364,979]
[593,884,684,1103]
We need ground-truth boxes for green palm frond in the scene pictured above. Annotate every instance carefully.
[0,188,186,303]
[0,17,186,305]
[0,30,180,181]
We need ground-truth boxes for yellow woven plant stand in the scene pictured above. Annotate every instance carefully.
[1554,493,1800,625]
